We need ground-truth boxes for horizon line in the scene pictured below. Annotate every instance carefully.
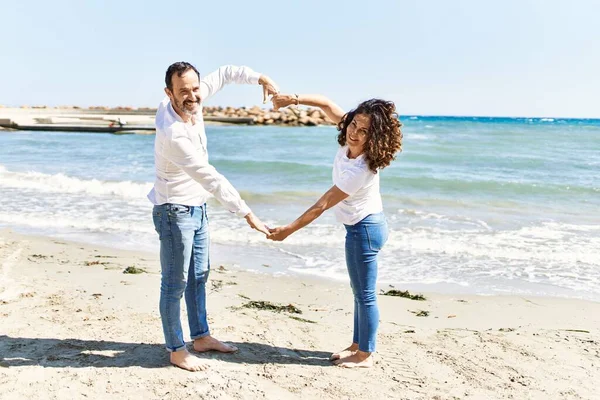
[1,105,599,121]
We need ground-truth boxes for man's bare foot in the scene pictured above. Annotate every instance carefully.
[333,350,374,368]
[170,349,208,372]
[329,343,359,361]
[193,336,238,353]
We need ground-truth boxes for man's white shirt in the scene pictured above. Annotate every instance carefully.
[147,65,261,217]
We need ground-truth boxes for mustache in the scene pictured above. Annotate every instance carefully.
[183,99,200,106]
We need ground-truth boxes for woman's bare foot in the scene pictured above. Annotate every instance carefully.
[329,343,359,361]
[170,349,208,372]
[193,336,238,353]
[333,350,373,368]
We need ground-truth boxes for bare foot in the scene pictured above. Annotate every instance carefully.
[170,349,208,372]
[333,350,374,368]
[329,343,359,361]
[193,336,238,353]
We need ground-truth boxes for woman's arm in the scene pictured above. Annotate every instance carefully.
[272,94,345,125]
[267,185,349,241]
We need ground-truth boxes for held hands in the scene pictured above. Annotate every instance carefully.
[266,226,292,242]
[244,211,293,242]
[271,94,297,110]
[258,75,280,104]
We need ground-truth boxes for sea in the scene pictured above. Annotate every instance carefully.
[1,116,598,301]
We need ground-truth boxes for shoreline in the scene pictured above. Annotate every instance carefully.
[6,223,599,304]
[1,229,599,399]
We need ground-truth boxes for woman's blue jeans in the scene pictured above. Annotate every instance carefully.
[152,203,211,352]
[344,212,388,353]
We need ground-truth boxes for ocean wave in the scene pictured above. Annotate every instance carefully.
[382,222,600,266]
[0,165,152,200]
[0,212,155,234]
[395,208,492,230]
[211,158,331,174]
[2,201,598,298]
[407,134,431,140]
[384,175,600,196]
[236,190,324,203]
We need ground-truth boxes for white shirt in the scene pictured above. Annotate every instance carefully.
[332,146,383,225]
[147,65,261,217]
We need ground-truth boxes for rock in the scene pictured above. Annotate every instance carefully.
[247,106,262,116]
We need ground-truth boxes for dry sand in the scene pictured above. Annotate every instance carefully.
[1,230,598,399]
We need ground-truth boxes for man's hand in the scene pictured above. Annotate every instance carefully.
[245,212,269,235]
[258,75,279,104]
[267,226,293,242]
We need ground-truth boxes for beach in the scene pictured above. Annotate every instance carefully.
[1,230,599,399]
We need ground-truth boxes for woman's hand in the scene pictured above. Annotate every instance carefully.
[267,226,293,241]
[272,94,297,110]
[272,93,345,124]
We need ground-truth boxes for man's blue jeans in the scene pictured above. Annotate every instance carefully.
[344,212,388,353]
[152,203,211,352]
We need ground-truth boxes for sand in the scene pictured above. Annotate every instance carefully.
[1,230,599,399]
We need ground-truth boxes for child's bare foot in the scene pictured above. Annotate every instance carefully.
[170,349,208,372]
[193,336,238,353]
[329,343,359,361]
[333,350,373,368]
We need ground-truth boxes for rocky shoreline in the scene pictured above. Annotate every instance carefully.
[203,105,335,126]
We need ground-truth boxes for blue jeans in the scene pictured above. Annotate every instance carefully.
[152,203,211,352]
[344,212,388,353]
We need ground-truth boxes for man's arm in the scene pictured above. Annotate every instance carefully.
[166,133,269,234]
[200,65,279,102]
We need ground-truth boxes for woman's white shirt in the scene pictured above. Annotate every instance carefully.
[332,146,383,225]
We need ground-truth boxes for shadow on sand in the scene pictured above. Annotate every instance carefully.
[0,336,333,369]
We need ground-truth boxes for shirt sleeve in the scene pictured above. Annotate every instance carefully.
[200,65,261,100]
[165,132,251,217]
[334,165,371,196]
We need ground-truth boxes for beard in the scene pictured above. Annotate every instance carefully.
[173,96,200,116]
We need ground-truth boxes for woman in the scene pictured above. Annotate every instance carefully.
[267,94,403,368]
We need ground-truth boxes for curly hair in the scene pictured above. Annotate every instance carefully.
[337,99,403,173]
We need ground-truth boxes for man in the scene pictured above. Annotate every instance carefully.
[148,62,277,372]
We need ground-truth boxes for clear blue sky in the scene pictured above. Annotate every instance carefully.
[1,0,598,118]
